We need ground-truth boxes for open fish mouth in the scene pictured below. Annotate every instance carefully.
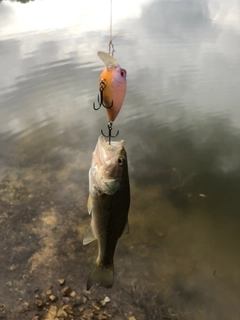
[90,135,126,195]
[94,135,124,169]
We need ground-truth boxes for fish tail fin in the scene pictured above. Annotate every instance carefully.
[87,263,114,290]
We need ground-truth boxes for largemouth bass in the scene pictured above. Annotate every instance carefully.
[83,135,130,290]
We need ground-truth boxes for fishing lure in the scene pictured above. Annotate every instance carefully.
[94,51,127,122]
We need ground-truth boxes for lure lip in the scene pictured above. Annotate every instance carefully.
[97,51,119,69]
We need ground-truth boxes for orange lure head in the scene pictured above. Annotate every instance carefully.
[98,51,127,122]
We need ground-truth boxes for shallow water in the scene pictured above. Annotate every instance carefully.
[0,0,240,319]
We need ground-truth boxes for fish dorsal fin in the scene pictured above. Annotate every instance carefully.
[97,51,119,69]
[123,221,129,234]
[83,225,96,245]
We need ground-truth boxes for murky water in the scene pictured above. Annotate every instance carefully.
[1,0,240,319]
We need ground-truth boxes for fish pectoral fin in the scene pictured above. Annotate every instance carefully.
[87,195,93,215]
[83,225,96,245]
[123,221,129,234]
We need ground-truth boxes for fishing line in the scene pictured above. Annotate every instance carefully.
[110,0,112,46]
[108,0,130,57]
[109,0,114,56]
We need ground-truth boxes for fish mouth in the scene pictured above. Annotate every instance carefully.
[94,135,124,168]
[91,135,126,195]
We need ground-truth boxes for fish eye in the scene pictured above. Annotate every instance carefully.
[120,69,127,77]
[118,157,124,165]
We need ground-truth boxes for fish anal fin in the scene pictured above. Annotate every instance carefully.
[87,195,92,215]
[87,263,114,290]
[123,221,129,234]
[83,224,96,245]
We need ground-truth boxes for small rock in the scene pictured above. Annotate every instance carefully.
[32,316,39,320]
[100,301,106,307]
[93,304,100,311]
[58,279,65,286]
[103,296,110,303]
[82,296,87,304]
[74,295,82,305]
[16,301,28,313]
[82,310,94,319]
[46,289,52,295]
[79,306,84,312]
[45,305,57,320]
[62,304,73,314]
[35,299,43,307]
[70,290,76,298]
[23,302,29,310]
[6,281,12,287]
[9,264,17,271]
[82,289,91,296]
[49,295,57,302]
[129,317,136,320]
[57,309,67,318]
[100,296,111,307]
[100,296,111,305]
[62,296,70,304]
[61,286,72,296]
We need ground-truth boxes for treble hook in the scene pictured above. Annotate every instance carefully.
[93,90,113,111]
[101,121,119,145]
[93,78,113,111]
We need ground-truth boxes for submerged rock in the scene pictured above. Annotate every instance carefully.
[45,305,57,320]
[58,279,65,286]
[61,286,72,297]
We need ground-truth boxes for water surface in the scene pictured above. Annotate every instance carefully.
[0,1,240,319]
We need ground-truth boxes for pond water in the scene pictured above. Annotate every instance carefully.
[0,0,240,319]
